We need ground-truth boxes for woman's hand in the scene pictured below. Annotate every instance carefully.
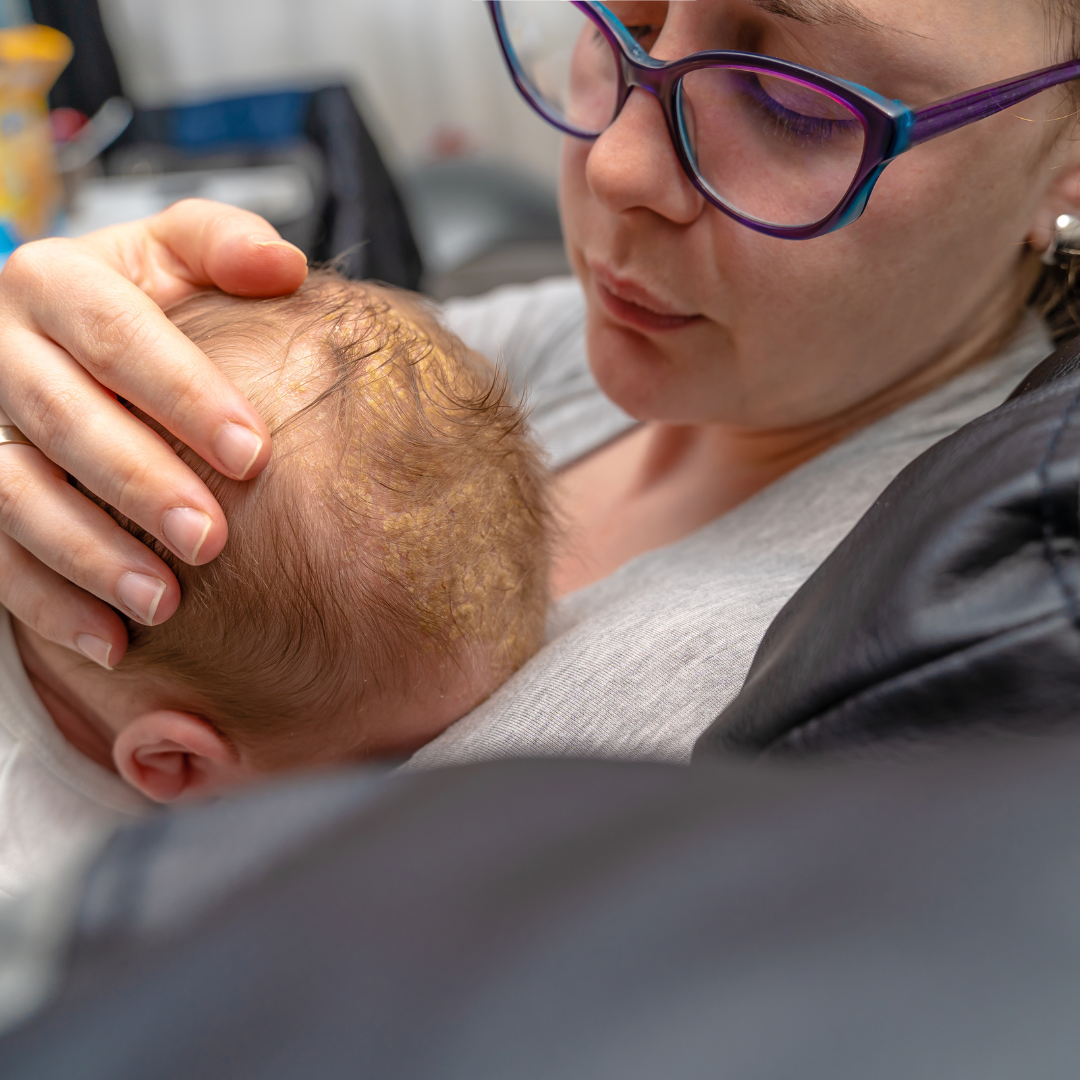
[0,199,308,669]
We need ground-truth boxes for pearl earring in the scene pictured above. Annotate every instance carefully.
[1043,214,1080,266]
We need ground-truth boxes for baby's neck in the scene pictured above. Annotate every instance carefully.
[12,622,126,772]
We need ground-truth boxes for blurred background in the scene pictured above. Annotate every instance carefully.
[102,0,560,179]
[15,0,570,298]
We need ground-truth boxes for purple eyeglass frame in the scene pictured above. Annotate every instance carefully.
[487,0,1080,240]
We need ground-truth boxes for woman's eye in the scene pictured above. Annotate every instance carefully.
[609,0,665,44]
[605,0,668,52]
[624,23,662,52]
[738,75,859,143]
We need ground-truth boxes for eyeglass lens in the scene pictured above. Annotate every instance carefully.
[501,2,869,229]
[681,68,867,227]
[501,0,618,136]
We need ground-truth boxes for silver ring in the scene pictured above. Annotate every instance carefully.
[0,426,32,447]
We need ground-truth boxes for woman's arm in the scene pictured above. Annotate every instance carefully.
[0,199,307,668]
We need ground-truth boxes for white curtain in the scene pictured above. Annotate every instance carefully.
[98,0,562,180]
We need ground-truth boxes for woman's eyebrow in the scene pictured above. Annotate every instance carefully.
[749,0,892,35]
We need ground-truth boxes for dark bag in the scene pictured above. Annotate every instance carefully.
[118,87,423,289]
[30,0,123,117]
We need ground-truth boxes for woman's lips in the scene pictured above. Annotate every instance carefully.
[591,267,702,333]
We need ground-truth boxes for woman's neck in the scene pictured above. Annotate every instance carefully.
[551,300,1032,599]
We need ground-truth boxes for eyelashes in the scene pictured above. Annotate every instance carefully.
[623,23,661,51]
[735,72,860,143]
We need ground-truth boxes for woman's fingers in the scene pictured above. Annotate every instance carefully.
[1,235,273,484]
[141,198,310,299]
[0,200,306,659]
[1,199,307,486]
[0,530,130,669]
[0,444,182,622]
[0,445,186,666]
[85,197,310,306]
[0,325,231,561]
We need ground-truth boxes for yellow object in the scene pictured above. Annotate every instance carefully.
[0,24,71,246]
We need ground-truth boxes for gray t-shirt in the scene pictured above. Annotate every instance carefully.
[409,277,1052,769]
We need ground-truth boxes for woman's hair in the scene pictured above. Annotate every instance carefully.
[1031,1,1080,341]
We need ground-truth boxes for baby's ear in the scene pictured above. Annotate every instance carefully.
[113,710,254,803]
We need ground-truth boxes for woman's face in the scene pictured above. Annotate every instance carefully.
[560,0,1072,428]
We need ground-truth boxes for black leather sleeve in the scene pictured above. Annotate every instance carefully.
[695,337,1080,758]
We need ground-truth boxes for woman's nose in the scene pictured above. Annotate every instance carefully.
[585,87,706,225]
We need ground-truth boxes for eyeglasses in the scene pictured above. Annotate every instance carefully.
[487,0,1080,240]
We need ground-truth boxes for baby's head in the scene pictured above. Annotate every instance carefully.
[78,271,549,798]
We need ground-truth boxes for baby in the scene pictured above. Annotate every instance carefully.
[0,270,549,899]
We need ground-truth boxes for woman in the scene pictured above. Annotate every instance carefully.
[0,0,1076,765]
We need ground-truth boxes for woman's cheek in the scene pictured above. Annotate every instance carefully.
[558,137,599,264]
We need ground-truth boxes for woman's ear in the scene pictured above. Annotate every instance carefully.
[113,710,253,803]
[1029,149,1080,257]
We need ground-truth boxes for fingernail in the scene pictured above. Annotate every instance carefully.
[214,422,263,480]
[76,633,113,670]
[252,238,301,253]
[116,572,167,625]
[161,506,213,563]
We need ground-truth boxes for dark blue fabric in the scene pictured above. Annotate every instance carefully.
[167,91,310,152]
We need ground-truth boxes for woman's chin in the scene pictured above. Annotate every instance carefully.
[585,317,731,424]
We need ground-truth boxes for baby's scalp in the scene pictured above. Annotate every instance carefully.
[109,271,550,767]
[304,288,546,665]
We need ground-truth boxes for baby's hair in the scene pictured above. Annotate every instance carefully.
[107,270,550,765]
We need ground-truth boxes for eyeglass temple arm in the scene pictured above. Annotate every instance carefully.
[908,60,1080,148]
